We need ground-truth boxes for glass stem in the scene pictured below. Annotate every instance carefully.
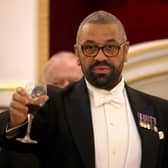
[25,113,33,138]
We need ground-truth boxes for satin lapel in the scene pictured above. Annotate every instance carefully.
[126,86,160,168]
[64,80,95,168]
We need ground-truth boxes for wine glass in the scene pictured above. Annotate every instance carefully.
[16,82,47,144]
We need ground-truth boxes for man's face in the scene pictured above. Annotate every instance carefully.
[75,23,129,90]
[47,59,83,88]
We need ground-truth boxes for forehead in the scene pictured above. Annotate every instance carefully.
[51,58,75,70]
[50,58,79,73]
[52,66,81,81]
[79,23,122,44]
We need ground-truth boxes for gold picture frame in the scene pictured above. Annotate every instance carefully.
[0,0,49,91]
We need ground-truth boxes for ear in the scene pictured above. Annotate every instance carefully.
[74,44,78,56]
[123,41,130,62]
[74,45,81,65]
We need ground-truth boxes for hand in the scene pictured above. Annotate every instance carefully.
[9,87,48,128]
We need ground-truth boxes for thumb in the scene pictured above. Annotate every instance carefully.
[30,95,49,106]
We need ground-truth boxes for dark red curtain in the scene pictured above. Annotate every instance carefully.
[50,0,168,56]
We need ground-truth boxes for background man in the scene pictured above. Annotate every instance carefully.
[43,51,83,88]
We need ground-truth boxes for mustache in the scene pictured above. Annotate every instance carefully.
[90,61,114,70]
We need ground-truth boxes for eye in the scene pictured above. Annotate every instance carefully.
[82,44,97,51]
[105,44,116,49]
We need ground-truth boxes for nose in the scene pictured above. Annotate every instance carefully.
[94,49,107,61]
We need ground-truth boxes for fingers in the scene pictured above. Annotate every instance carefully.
[9,87,29,127]
[13,87,29,104]
[10,100,28,114]
[8,106,28,128]
[8,87,49,128]
[10,87,29,114]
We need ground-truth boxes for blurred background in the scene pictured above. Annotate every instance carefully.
[0,0,168,111]
[50,0,168,54]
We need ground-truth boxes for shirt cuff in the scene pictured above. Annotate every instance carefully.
[6,121,27,139]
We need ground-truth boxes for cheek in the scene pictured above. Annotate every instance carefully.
[109,56,124,68]
[79,56,92,69]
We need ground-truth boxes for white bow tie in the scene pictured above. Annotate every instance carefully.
[94,93,124,107]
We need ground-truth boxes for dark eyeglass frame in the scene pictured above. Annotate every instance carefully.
[75,41,127,57]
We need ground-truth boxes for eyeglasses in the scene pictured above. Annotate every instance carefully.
[76,41,127,57]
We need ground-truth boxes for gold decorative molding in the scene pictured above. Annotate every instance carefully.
[127,70,168,85]
[0,83,25,91]
[37,0,49,82]
[125,40,168,84]
[0,1,50,91]
[124,55,168,71]
[125,54,168,84]
[128,41,168,57]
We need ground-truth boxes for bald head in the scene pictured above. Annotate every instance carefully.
[76,10,127,44]
[43,51,83,88]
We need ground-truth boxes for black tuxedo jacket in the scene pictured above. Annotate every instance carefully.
[1,79,168,168]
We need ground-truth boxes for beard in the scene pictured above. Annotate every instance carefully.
[81,61,123,90]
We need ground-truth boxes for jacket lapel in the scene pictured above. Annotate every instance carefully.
[64,79,95,168]
[63,82,162,168]
[126,86,160,168]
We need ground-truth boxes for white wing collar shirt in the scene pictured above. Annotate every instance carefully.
[86,78,141,168]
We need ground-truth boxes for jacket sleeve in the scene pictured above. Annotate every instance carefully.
[0,111,9,143]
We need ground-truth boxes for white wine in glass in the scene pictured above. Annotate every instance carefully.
[16,82,47,144]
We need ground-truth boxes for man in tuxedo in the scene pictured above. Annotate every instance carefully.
[1,10,168,168]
